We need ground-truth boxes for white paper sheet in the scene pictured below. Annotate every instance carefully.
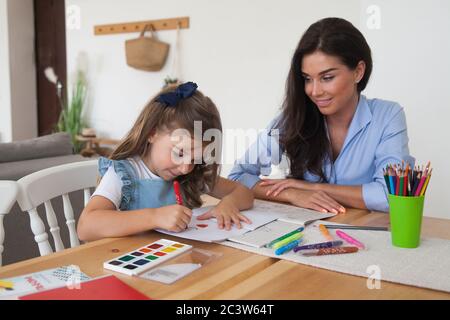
[156,205,279,242]
[156,200,335,243]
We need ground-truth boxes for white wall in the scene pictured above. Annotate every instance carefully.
[7,0,37,141]
[0,0,13,142]
[66,0,450,219]
[0,0,37,142]
[65,0,359,160]
[359,0,450,219]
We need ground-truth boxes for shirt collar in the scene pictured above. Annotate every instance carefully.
[344,94,372,146]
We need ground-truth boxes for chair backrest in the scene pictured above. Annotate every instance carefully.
[0,181,19,266]
[16,160,98,256]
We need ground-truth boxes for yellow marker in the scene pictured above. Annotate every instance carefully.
[319,224,333,241]
[0,280,14,289]
[272,232,303,250]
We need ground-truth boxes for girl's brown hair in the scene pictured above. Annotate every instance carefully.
[110,86,222,208]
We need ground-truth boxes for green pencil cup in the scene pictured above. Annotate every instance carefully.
[388,194,425,248]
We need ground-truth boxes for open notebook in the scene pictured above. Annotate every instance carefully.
[156,205,280,242]
[227,200,336,248]
[157,200,335,244]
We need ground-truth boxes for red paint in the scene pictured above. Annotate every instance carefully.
[154,252,166,257]
[148,244,163,250]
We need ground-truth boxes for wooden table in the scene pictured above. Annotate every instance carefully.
[1,197,450,300]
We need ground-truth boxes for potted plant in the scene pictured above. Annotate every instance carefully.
[45,68,88,153]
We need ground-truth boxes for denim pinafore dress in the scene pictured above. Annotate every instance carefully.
[98,157,178,210]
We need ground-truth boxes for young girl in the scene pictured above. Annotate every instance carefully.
[78,82,253,242]
[229,17,414,213]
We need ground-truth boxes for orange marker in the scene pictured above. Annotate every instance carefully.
[319,224,333,241]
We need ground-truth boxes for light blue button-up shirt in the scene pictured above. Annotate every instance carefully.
[228,95,415,212]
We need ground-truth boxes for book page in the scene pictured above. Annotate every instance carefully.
[252,199,336,225]
[156,200,334,243]
[156,205,279,242]
[228,220,304,248]
[0,265,91,299]
[156,215,248,242]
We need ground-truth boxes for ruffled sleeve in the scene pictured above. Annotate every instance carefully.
[97,157,137,210]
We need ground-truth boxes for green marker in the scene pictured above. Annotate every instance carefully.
[267,227,304,248]
[271,232,304,250]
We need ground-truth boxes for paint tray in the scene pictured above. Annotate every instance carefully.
[137,248,221,284]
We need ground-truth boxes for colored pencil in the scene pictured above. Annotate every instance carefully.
[396,175,400,195]
[414,175,427,197]
[321,225,388,231]
[383,162,431,197]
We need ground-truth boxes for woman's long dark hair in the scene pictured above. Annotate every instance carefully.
[278,17,372,181]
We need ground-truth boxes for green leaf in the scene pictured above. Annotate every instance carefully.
[55,71,88,153]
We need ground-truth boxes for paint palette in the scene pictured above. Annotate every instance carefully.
[103,239,193,276]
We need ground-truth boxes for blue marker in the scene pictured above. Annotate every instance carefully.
[275,238,303,255]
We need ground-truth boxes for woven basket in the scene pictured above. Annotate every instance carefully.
[125,24,170,72]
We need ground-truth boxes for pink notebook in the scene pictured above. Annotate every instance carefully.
[19,275,150,300]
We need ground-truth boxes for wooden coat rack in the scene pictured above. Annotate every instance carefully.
[94,16,189,36]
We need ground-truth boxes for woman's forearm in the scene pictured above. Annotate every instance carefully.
[313,183,366,209]
[252,182,292,204]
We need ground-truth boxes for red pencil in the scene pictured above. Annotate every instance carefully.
[173,181,183,205]
[404,171,409,196]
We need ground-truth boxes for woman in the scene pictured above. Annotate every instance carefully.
[229,17,414,213]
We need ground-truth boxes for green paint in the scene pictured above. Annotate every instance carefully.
[118,255,135,262]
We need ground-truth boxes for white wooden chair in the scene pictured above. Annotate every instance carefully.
[16,160,98,256]
[0,181,19,266]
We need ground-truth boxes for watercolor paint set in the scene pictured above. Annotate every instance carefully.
[138,248,222,284]
[103,239,193,276]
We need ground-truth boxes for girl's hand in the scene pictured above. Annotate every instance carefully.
[152,205,192,232]
[197,199,251,230]
[259,178,311,196]
[286,189,345,214]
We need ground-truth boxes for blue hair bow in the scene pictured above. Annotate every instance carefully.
[156,82,198,107]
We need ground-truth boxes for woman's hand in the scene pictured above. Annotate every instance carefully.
[197,198,251,230]
[259,179,345,214]
[259,178,312,196]
[152,205,192,232]
[287,189,346,214]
